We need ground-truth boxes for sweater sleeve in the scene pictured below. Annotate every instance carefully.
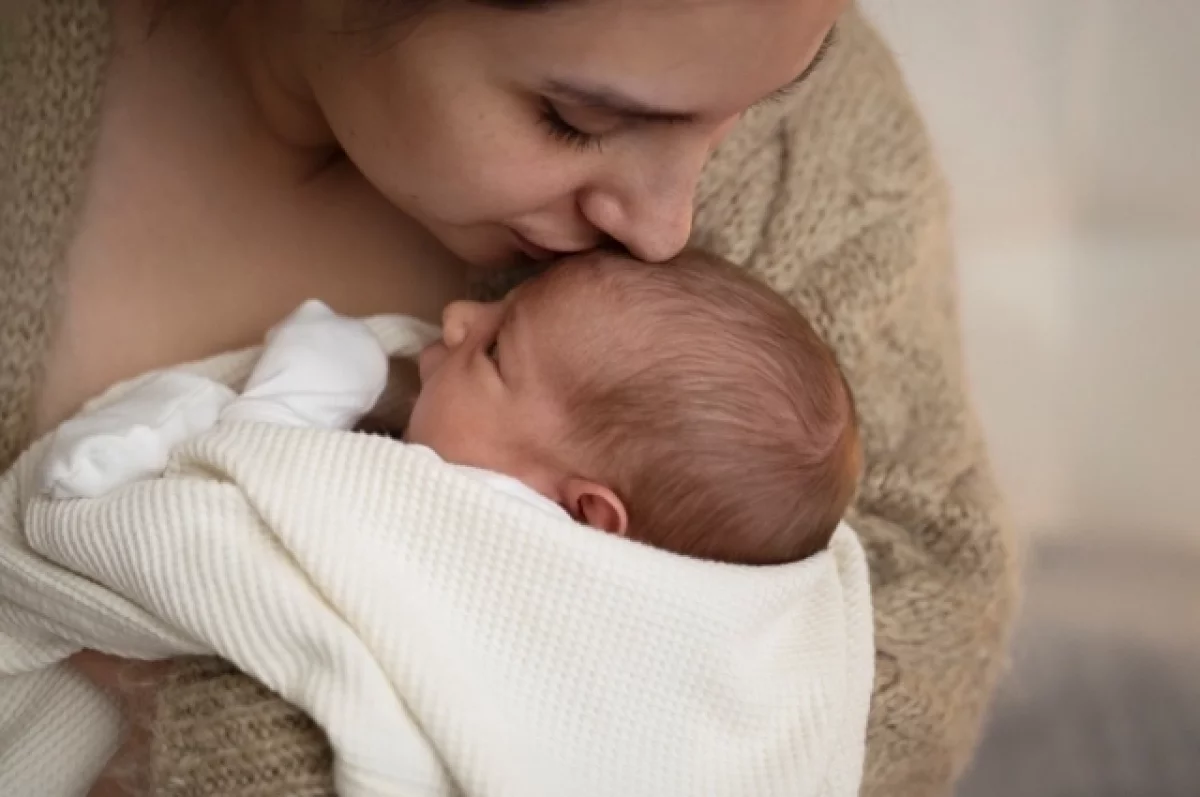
[150,658,335,796]
[692,8,1018,796]
[810,203,1016,797]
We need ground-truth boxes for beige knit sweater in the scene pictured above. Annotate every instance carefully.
[0,3,1017,796]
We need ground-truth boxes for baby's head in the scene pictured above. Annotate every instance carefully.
[407,250,861,565]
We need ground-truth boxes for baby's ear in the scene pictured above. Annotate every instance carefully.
[563,479,628,536]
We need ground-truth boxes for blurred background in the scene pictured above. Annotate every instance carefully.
[859,1,1200,795]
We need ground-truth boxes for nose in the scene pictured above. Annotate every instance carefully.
[579,136,714,263]
[440,300,485,348]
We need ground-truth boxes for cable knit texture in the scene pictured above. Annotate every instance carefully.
[0,0,109,469]
[0,3,1017,796]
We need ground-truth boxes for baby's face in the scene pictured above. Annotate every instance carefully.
[405,282,574,489]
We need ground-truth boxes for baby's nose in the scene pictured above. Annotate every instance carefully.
[441,300,481,348]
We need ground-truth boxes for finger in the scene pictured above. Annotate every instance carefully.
[68,650,128,692]
[68,651,171,713]
[68,653,163,796]
[87,772,137,797]
[87,726,152,797]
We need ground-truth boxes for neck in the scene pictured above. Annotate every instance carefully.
[219,3,338,152]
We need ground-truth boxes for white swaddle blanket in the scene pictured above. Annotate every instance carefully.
[0,302,874,797]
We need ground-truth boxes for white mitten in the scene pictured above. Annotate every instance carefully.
[41,372,236,499]
[221,300,390,430]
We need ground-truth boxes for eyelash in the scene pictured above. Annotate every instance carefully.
[538,100,602,152]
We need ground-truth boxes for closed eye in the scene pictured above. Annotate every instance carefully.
[539,99,603,151]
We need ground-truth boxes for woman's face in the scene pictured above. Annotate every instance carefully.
[310,0,844,269]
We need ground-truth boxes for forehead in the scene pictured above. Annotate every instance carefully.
[508,263,627,376]
[510,263,605,342]
[450,0,846,118]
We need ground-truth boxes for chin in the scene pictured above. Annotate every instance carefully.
[428,224,528,272]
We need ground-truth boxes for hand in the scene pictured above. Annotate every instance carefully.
[68,651,173,797]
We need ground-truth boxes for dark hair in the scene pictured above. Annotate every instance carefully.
[537,250,862,566]
[346,0,571,26]
[152,1,570,33]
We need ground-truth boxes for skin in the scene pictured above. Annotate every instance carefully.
[298,0,841,266]
[408,260,629,533]
[34,0,844,791]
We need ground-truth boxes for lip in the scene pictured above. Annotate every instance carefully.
[509,230,586,262]
[510,231,558,262]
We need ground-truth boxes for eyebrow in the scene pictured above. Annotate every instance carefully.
[766,24,839,103]
[541,24,838,124]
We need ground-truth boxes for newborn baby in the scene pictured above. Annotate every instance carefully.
[44,247,861,567]
[8,248,872,797]
[407,248,862,565]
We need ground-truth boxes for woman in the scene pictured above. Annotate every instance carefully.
[1,1,1016,795]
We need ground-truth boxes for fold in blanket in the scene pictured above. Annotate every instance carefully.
[0,314,874,797]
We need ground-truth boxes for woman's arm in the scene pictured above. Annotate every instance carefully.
[150,658,335,796]
[694,8,1018,796]
[806,197,1016,797]
[68,653,333,797]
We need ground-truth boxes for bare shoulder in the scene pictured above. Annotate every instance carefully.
[37,1,464,432]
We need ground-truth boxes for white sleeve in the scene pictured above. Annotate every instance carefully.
[219,300,390,431]
[39,301,389,500]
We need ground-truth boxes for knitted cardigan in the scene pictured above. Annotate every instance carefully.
[0,3,1017,796]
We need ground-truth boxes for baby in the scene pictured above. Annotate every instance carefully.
[43,247,862,566]
[12,247,871,797]
[406,248,862,565]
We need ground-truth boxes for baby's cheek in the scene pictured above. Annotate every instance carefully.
[405,389,469,454]
[417,342,449,383]
[401,386,441,444]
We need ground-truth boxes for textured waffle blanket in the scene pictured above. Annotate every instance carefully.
[0,306,874,797]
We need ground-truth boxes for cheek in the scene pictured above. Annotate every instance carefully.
[408,365,479,441]
[408,389,490,464]
[414,107,589,224]
[408,386,463,453]
[343,77,588,226]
